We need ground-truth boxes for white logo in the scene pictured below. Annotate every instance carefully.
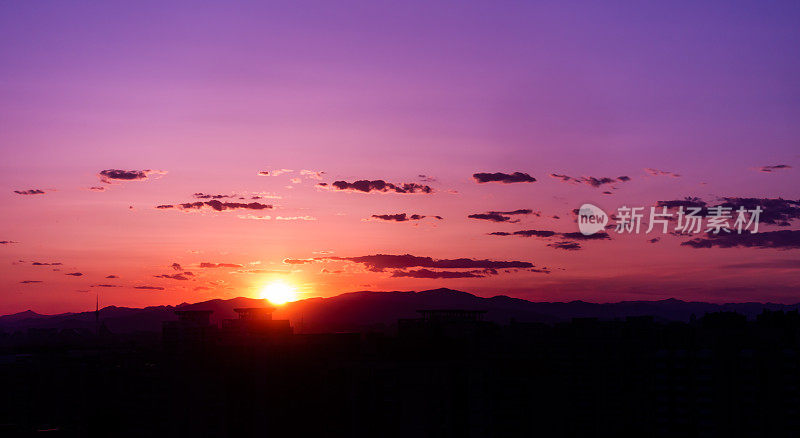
[578,203,608,236]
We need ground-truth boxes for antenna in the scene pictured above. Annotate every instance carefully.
[95,294,100,336]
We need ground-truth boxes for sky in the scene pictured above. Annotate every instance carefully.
[1,0,799,314]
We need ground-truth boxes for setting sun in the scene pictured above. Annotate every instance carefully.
[259,281,298,305]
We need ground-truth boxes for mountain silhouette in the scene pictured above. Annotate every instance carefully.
[2,288,799,333]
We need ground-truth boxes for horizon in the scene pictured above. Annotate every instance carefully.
[2,0,799,314]
[8,287,800,317]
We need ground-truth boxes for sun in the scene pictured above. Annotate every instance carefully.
[259,280,298,305]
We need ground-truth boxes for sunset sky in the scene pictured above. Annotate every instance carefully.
[1,0,799,314]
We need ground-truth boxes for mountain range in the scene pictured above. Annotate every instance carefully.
[2,288,799,334]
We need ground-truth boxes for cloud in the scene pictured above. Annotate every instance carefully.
[283,258,315,264]
[656,197,800,226]
[300,170,325,180]
[32,262,63,266]
[91,284,121,288]
[550,174,631,187]
[489,229,610,250]
[134,285,165,290]
[716,198,800,226]
[681,230,800,249]
[199,262,243,268]
[468,209,534,223]
[559,231,611,241]
[192,193,236,199]
[258,169,293,176]
[490,230,551,237]
[14,189,45,195]
[418,174,437,183]
[154,273,190,280]
[275,216,317,221]
[88,186,106,192]
[98,169,166,184]
[20,280,43,284]
[320,180,433,194]
[473,172,536,184]
[171,263,182,271]
[0,241,18,245]
[758,164,792,173]
[547,241,582,251]
[65,272,83,276]
[319,253,534,271]
[656,197,707,209]
[157,200,273,211]
[645,168,681,177]
[371,213,435,222]
[390,268,494,278]
[105,275,118,279]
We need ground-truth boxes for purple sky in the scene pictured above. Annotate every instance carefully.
[1,1,799,313]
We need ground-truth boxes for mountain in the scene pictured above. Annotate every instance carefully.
[1,288,799,334]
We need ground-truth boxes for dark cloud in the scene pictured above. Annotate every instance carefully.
[157,200,273,211]
[681,230,800,250]
[473,172,536,184]
[649,238,661,243]
[105,275,118,279]
[320,254,534,271]
[716,198,800,226]
[560,231,611,241]
[656,197,800,226]
[645,168,681,177]
[550,241,583,251]
[20,280,43,284]
[322,180,433,194]
[199,262,243,268]
[418,174,437,183]
[550,174,631,187]
[0,241,18,244]
[98,169,165,184]
[490,230,556,238]
[134,285,165,290]
[390,268,494,279]
[88,186,106,192]
[758,164,792,173]
[468,209,534,223]
[154,273,189,280]
[192,193,236,199]
[14,189,45,195]
[489,229,610,250]
[171,263,182,271]
[91,284,121,288]
[371,213,431,222]
[32,262,63,266]
[547,241,582,251]
[65,272,83,276]
[656,197,707,209]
